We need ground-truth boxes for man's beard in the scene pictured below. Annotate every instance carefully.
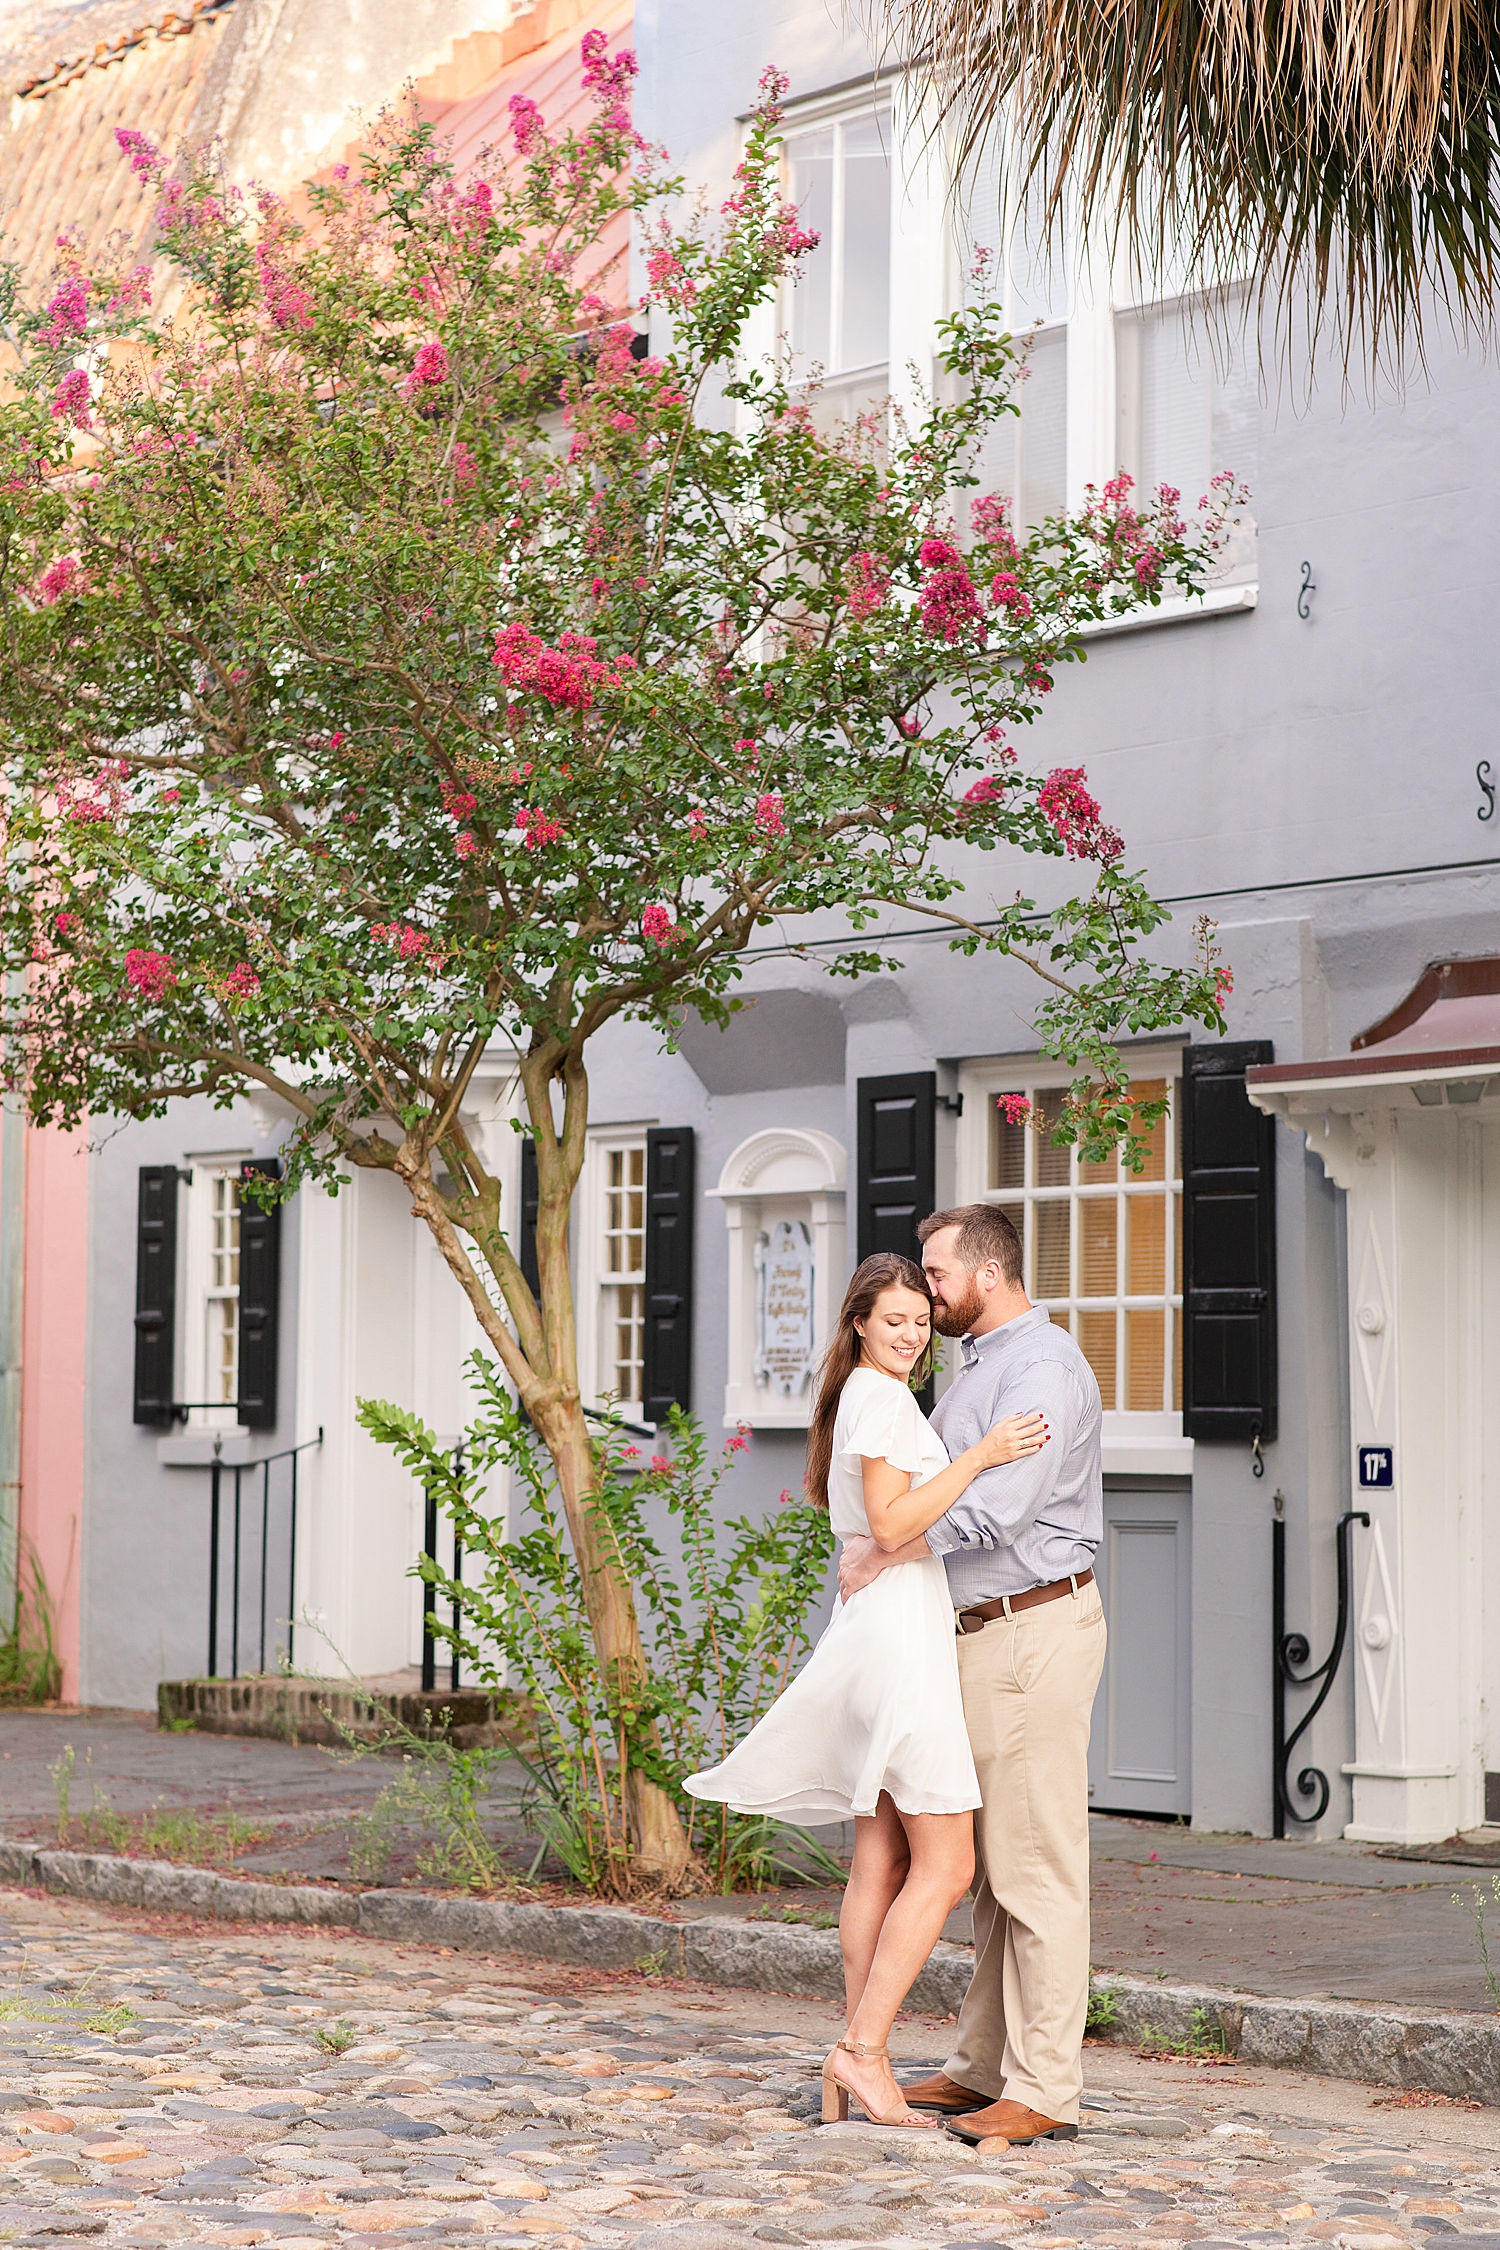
[930,1273,986,1337]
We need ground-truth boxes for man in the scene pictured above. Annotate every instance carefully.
[837,1202,1105,2146]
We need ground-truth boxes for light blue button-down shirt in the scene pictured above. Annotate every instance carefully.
[925,1304,1103,1603]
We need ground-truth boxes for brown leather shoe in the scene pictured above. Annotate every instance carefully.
[946,2097,1079,2146]
[897,2071,990,2114]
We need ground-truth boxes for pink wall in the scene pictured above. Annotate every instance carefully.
[18,1123,89,1705]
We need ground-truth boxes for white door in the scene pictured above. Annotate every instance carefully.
[1089,1482,1192,1817]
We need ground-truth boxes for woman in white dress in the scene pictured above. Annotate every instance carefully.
[686,1252,1047,2129]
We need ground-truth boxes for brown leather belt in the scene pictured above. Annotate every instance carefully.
[956,1569,1094,1634]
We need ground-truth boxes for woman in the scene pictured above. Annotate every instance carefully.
[686,1251,1047,2129]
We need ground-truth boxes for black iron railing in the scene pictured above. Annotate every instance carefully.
[1272,1497,1369,1834]
[203,1429,323,1678]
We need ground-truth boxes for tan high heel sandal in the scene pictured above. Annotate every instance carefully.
[821,2038,934,2127]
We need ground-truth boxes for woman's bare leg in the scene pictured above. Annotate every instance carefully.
[839,1795,909,2015]
[830,1806,975,2124]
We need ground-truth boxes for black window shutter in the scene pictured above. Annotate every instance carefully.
[519,1136,541,1299]
[133,1166,179,1426]
[643,1126,695,1422]
[1182,1042,1277,1443]
[856,1073,936,1263]
[237,1159,282,1431]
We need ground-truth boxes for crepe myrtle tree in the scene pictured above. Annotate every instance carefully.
[0,52,1234,1885]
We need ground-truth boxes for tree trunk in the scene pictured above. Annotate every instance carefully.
[541,1394,693,1891]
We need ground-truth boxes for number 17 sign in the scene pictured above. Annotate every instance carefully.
[1358,1446,1394,1489]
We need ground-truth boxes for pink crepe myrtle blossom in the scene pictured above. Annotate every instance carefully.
[451,441,477,489]
[441,785,478,820]
[997,1093,1033,1126]
[223,962,260,999]
[894,714,922,740]
[971,494,1021,565]
[724,1422,750,1454]
[114,127,162,175]
[646,247,697,307]
[1215,965,1234,1009]
[125,948,177,1001]
[990,571,1033,622]
[50,370,91,429]
[371,920,435,960]
[455,831,478,858]
[754,791,786,837]
[641,902,682,944]
[42,278,88,348]
[256,248,313,331]
[403,340,449,398]
[1038,767,1124,863]
[33,554,86,605]
[510,94,545,154]
[917,537,985,645]
[649,1453,672,1474]
[686,807,706,840]
[159,787,181,806]
[492,622,620,710]
[516,806,563,849]
[960,775,1003,814]
[845,549,889,619]
[54,912,78,935]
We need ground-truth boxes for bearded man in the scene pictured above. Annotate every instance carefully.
[836,1201,1106,2146]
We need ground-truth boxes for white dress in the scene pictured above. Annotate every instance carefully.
[684,1369,981,1821]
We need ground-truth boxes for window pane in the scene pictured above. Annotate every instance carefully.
[1034,1199,1071,1299]
[1018,329,1067,528]
[1172,1310,1182,1411]
[1079,1310,1117,1410]
[788,129,834,371]
[839,112,891,370]
[1131,1078,1167,1181]
[1079,1197,1117,1297]
[611,1283,644,1405]
[992,1103,1026,1189]
[211,1173,241,1291]
[1126,1308,1164,1411]
[605,1145,645,1275]
[1126,1192,1166,1294]
[1034,1090,1071,1186]
[210,1296,237,1406]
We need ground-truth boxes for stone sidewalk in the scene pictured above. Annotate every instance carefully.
[3,1710,1498,2019]
[3,1886,1500,2250]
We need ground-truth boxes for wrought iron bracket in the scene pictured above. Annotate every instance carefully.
[1272,1503,1369,1835]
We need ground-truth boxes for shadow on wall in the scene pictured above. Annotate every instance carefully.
[676,990,847,1093]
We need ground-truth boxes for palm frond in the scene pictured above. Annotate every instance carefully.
[874,0,1500,376]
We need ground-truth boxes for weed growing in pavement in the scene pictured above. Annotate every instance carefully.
[0,1546,62,1706]
[315,2022,357,2054]
[47,1749,268,1865]
[332,1714,524,1896]
[1084,1985,1120,2035]
[747,1903,840,1930]
[1454,1876,1500,2011]
[1139,2005,1228,2058]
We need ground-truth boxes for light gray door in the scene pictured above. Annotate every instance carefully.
[1088,1480,1192,1817]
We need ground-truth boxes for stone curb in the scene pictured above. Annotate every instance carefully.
[5,1840,1497,2102]
[1091,1971,1500,2103]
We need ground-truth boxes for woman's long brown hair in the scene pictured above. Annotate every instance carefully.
[804,1253,935,1510]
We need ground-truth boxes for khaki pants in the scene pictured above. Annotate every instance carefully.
[945,1578,1106,2125]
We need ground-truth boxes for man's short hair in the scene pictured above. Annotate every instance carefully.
[918,1202,1023,1288]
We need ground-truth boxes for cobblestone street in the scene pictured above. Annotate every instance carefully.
[2,1892,1499,2250]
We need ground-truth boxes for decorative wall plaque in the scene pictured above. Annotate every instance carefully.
[754,1219,816,1395]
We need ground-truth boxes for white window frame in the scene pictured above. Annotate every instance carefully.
[576,1126,654,1422]
[945,131,1259,631]
[955,1051,1189,1453]
[180,1152,250,1429]
[777,85,893,415]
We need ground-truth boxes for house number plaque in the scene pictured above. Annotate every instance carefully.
[754,1219,815,1395]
